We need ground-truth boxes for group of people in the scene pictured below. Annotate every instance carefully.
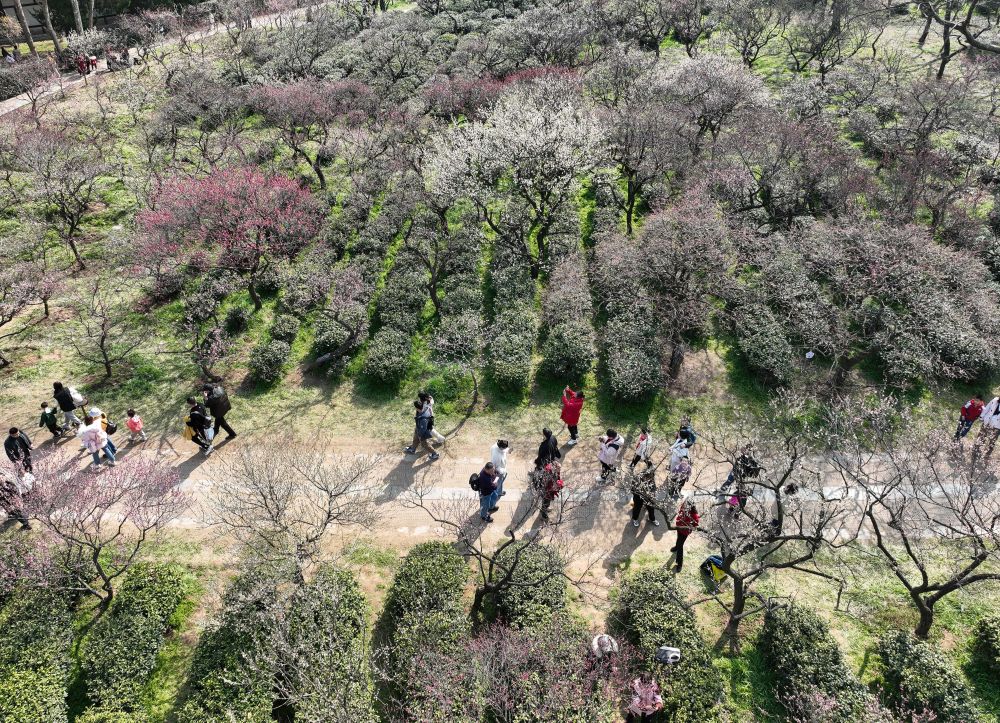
[955,393,1000,463]
[183,384,237,457]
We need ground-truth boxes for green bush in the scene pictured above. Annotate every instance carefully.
[0,586,72,723]
[76,710,149,723]
[613,567,720,720]
[974,614,1000,674]
[759,606,875,721]
[286,566,377,721]
[363,327,413,384]
[178,567,289,722]
[730,303,795,384]
[877,631,983,723]
[224,306,252,335]
[83,563,187,712]
[540,320,596,381]
[269,313,301,343]
[603,316,661,400]
[494,541,566,629]
[377,270,428,336]
[312,305,368,367]
[248,339,291,383]
[488,304,537,391]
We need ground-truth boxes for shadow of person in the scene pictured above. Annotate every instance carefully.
[173,450,212,480]
[377,455,436,504]
[602,519,655,580]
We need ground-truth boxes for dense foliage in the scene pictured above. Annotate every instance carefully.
[493,540,567,629]
[974,614,1000,675]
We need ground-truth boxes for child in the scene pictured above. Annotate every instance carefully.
[39,402,65,438]
[125,409,147,442]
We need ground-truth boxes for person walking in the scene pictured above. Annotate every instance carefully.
[538,461,564,522]
[534,428,561,469]
[596,428,625,483]
[4,428,33,473]
[676,416,697,449]
[722,444,760,491]
[404,400,439,461]
[39,402,66,439]
[560,386,585,445]
[125,409,147,442]
[476,462,500,523]
[88,407,118,458]
[667,451,691,499]
[956,394,985,440]
[626,673,663,722]
[52,381,84,429]
[630,427,653,471]
[973,396,1000,463]
[79,416,116,468]
[490,439,509,497]
[419,392,446,445]
[185,397,214,457]
[671,501,700,572]
[202,384,237,440]
[630,468,660,528]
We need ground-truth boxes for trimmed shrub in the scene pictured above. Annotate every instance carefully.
[377,267,428,336]
[759,606,876,721]
[730,302,795,384]
[312,305,368,363]
[287,566,377,721]
[487,303,537,392]
[83,563,187,712]
[877,631,983,723]
[540,320,596,381]
[178,567,288,722]
[248,339,291,383]
[604,315,661,400]
[0,586,72,723]
[613,567,720,720]
[224,306,252,335]
[76,711,149,723]
[363,327,413,384]
[974,614,1000,674]
[269,313,301,343]
[493,541,566,629]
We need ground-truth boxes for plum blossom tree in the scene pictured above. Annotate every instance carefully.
[27,453,187,610]
[430,74,604,278]
[719,0,790,67]
[65,276,146,379]
[139,168,323,310]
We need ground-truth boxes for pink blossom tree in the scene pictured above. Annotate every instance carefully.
[138,168,323,309]
[26,452,188,610]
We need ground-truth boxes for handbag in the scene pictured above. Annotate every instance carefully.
[105,420,118,435]
[203,425,215,442]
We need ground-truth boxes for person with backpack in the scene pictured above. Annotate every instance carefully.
[676,416,697,449]
[490,439,509,497]
[4,428,33,473]
[722,444,761,491]
[560,386,585,445]
[52,381,84,429]
[185,397,214,457]
[202,384,237,440]
[473,462,500,522]
[956,394,985,440]
[39,402,66,439]
[537,461,564,522]
[630,467,660,527]
[630,427,653,471]
[596,428,625,483]
[404,400,439,461]
[534,428,560,469]
[79,415,116,468]
[671,501,700,573]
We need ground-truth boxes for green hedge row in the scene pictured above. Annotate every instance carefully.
[83,563,188,713]
[494,540,567,629]
[759,606,878,721]
[877,631,983,723]
[487,245,538,393]
[178,568,286,722]
[539,257,596,383]
[613,567,719,721]
[363,252,428,384]
[0,586,73,723]
[974,614,1000,675]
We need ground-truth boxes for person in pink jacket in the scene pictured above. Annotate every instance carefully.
[78,415,116,468]
[125,409,147,443]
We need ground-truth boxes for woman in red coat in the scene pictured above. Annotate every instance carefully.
[560,386,585,445]
[672,501,700,573]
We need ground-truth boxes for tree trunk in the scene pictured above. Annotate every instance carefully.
[68,0,84,34]
[913,597,935,640]
[470,585,487,623]
[39,0,62,59]
[917,13,932,45]
[667,342,685,381]
[67,238,86,270]
[937,28,952,79]
[10,0,38,57]
[625,175,638,236]
[86,0,95,29]
[722,576,747,653]
[248,280,263,310]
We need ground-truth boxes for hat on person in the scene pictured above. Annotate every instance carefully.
[88,407,103,418]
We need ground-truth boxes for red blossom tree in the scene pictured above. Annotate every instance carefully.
[138,167,323,309]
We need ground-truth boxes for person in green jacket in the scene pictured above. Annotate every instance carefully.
[39,401,66,438]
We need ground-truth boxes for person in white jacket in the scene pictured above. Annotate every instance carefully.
[596,429,625,483]
[78,415,116,468]
[490,439,509,496]
[973,396,1000,463]
[630,427,653,471]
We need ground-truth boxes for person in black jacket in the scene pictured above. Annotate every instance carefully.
[186,398,214,456]
[202,384,237,439]
[52,381,83,428]
[534,428,561,469]
[4,428,32,473]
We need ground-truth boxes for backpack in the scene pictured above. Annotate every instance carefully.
[469,473,480,492]
[105,419,118,435]
[69,387,86,406]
